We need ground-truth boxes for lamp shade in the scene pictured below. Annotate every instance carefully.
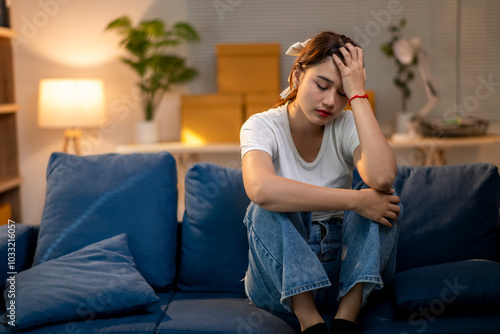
[38,79,105,128]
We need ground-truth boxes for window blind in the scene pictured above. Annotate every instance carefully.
[186,0,500,122]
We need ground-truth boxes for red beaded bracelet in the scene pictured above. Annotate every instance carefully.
[348,94,369,106]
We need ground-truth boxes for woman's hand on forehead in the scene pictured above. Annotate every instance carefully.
[332,43,366,99]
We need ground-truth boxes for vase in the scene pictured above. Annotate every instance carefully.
[393,111,417,134]
[135,120,159,144]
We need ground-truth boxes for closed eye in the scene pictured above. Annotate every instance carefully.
[316,83,327,91]
[338,91,347,97]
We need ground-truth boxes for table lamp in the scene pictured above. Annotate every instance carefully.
[38,78,105,155]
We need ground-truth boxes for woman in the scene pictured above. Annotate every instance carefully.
[240,31,402,334]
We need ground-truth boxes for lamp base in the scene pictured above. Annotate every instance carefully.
[63,128,82,155]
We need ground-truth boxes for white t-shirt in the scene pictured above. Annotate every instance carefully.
[240,103,360,220]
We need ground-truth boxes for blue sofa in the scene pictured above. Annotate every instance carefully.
[1,152,500,334]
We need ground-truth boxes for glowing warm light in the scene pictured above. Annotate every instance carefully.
[38,79,105,128]
[181,129,206,145]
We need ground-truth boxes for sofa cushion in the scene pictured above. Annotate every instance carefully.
[0,224,37,286]
[157,292,298,334]
[0,292,174,334]
[3,234,159,331]
[177,163,250,294]
[32,152,178,289]
[392,259,500,316]
[357,292,500,334]
[393,163,500,272]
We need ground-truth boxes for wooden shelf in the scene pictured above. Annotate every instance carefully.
[388,135,500,166]
[117,141,241,154]
[0,27,21,221]
[0,177,23,193]
[0,103,19,114]
[0,27,15,39]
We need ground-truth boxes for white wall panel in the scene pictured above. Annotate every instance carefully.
[187,0,499,123]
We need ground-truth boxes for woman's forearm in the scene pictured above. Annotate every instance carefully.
[248,174,358,213]
[242,150,400,226]
[242,151,358,212]
[350,98,397,192]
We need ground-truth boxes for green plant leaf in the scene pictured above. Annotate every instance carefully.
[169,67,198,85]
[173,22,200,42]
[380,17,416,107]
[120,57,148,76]
[389,26,399,33]
[381,44,393,56]
[105,16,132,32]
[403,86,411,99]
[393,78,404,88]
[106,16,200,120]
[124,30,152,56]
[139,20,164,37]
[407,71,414,81]
[155,40,181,47]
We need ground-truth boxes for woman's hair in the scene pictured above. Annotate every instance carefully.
[275,31,360,108]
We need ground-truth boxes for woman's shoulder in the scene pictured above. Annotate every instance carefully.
[245,103,288,125]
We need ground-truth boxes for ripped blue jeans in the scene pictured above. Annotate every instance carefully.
[243,181,401,314]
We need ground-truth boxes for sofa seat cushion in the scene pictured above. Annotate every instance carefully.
[157,292,297,334]
[177,163,250,294]
[392,259,500,316]
[357,294,500,334]
[393,163,500,272]
[33,152,178,289]
[3,234,159,331]
[0,292,174,334]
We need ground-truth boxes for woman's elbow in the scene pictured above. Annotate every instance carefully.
[372,170,397,191]
[244,181,272,208]
[363,169,396,192]
[246,186,280,211]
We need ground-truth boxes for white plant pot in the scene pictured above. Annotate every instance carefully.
[393,111,415,134]
[135,120,159,144]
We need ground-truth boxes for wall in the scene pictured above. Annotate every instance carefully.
[12,0,189,224]
[11,0,500,224]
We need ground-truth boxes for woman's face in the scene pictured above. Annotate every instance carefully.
[291,57,349,126]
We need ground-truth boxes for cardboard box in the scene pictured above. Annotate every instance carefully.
[0,203,11,226]
[181,94,243,143]
[217,43,281,94]
[244,93,281,120]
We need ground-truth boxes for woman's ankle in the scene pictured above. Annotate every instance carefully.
[292,291,324,331]
[335,283,363,322]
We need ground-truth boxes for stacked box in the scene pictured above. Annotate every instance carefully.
[181,43,281,143]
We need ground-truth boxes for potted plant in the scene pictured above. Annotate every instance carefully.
[106,16,200,143]
[381,19,418,134]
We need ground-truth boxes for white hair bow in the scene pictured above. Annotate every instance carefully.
[285,39,311,56]
[280,39,311,99]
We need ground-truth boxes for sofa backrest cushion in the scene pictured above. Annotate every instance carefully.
[177,163,250,294]
[33,152,178,289]
[0,224,38,287]
[394,163,500,273]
